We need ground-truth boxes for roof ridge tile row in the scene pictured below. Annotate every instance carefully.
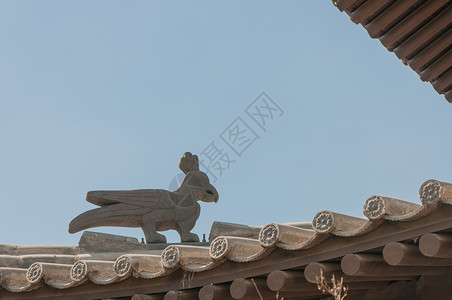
[1,179,451,294]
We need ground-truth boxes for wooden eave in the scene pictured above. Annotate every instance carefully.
[1,179,452,299]
[333,0,452,103]
[2,203,452,299]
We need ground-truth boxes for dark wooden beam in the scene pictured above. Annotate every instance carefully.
[341,254,446,276]
[266,270,311,291]
[198,284,233,300]
[132,294,164,300]
[164,290,199,300]
[417,271,452,300]
[343,281,392,290]
[266,268,390,295]
[304,262,342,284]
[4,205,452,300]
[419,233,452,258]
[336,281,417,300]
[383,242,452,266]
[304,262,417,283]
[229,278,309,299]
[230,278,275,299]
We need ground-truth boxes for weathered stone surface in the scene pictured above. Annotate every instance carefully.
[70,261,87,282]
[419,179,452,205]
[69,152,219,243]
[209,222,262,241]
[209,236,269,262]
[0,244,77,256]
[78,231,209,252]
[78,231,141,252]
[312,211,368,235]
[363,196,420,220]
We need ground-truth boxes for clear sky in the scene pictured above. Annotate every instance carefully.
[1,1,451,246]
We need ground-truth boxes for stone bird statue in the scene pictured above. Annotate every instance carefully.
[68,152,218,243]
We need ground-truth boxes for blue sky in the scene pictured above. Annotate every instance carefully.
[1,1,451,246]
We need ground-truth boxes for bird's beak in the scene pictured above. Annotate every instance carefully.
[205,184,219,203]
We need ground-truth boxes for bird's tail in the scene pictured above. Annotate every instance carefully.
[68,203,147,233]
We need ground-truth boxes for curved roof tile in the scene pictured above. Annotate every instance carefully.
[333,0,452,103]
[1,179,452,299]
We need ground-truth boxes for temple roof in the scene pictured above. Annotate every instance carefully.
[1,179,452,299]
[333,0,452,103]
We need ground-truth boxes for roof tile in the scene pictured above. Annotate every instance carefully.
[334,0,452,102]
[2,178,452,299]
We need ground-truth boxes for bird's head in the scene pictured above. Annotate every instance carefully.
[178,152,219,203]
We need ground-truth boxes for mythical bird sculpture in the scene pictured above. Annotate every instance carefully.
[68,152,218,243]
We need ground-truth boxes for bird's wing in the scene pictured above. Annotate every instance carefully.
[86,189,175,209]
